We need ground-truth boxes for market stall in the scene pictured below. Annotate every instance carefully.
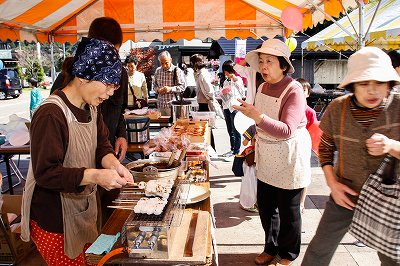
[86,118,215,265]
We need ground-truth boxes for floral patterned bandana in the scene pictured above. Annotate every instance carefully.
[72,37,122,85]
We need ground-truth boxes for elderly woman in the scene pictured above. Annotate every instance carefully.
[302,47,400,266]
[126,55,148,109]
[21,38,134,265]
[234,38,311,266]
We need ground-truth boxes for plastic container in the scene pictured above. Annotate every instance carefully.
[171,100,191,122]
[191,111,216,127]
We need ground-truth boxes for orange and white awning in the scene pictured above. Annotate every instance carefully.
[0,0,284,43]
[241,0,358,31]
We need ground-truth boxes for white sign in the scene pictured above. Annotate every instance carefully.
[0,50,12,59]
[235,39,247,59]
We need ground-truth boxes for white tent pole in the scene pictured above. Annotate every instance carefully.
[301,48,304,78]
[358,1,365,49]
[249,28,266,41]
[305,0,358,42]
[365,0,382,39]
[50,35,56,83]
[339,0,358,35]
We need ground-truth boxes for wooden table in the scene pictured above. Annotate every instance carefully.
[126,142,148,159]
[0,145,30,194]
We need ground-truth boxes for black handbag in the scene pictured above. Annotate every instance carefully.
[129,84,148,109]
[232,155,245,176]
[133,98,148,109]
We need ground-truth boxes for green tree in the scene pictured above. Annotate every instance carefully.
[14,43,45,82]
[32,60,45,82]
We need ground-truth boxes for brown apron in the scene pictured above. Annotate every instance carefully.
[21,95,98,259]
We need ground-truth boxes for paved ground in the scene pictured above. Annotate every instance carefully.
[1,113,381,265]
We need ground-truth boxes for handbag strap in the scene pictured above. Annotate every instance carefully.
[377,155,399,184]
[172,66,178,85]
[339,97,350,178]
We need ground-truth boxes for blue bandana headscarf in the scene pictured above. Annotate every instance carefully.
[72,37,122,85]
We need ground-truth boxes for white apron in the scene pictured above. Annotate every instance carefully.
[254,81,311,189]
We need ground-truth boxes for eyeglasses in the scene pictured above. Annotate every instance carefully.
[102,82,120,92]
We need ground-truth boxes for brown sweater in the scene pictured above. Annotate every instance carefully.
[30,90,114,233]
[319,93,400,194]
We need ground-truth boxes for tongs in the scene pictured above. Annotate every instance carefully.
[167,150,178,167]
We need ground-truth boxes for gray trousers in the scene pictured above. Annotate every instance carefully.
[301,196,399,266]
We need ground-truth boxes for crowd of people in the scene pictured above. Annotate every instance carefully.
[17,15,400,266]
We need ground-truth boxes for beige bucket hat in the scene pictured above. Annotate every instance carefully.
[245,38,295,74]
[338,46,400,88]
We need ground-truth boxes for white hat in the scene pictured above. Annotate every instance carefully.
[245,38,295,74]
[338,47,400,88]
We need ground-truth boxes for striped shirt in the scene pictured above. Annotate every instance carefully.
[153,65,185,109]
[319,95,385,166]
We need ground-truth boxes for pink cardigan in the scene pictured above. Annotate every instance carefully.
[257,76,307,139]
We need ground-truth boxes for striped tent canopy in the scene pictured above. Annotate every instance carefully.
[0,0,357,44]
[241,0,357,31]
[302,0,400,51]
[0,0,283,43]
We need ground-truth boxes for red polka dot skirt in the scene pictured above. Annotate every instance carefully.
[30,220,94,266]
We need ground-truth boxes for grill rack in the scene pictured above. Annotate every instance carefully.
[120,180,190,246]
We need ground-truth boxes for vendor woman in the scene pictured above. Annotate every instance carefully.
[21,38,134,266]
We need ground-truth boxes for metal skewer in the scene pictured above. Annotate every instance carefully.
[107,205,136,210]
[113,199,140,203]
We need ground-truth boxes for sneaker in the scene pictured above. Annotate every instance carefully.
[255,252,275,265]
[221,151,234,157]
[268,255,293,266]
[223,155,234,162]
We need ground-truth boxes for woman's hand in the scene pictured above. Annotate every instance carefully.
[96,169,127,190]
[113,163,134,183]
[83,168,133,191]
[329,180,358,210]
[366,133,394,156]
[323,165,358,210]
[232,99,264,124]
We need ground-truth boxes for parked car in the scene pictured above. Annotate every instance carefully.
[0,69,22,100]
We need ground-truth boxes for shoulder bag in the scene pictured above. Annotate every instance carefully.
[348,155,400,262]
[129,84,148,109]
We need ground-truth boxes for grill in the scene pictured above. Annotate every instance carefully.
[119,181,189,259]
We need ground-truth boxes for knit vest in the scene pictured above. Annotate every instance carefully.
[320,93,400,194]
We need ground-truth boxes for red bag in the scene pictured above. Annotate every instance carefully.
[307,121,323,157]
